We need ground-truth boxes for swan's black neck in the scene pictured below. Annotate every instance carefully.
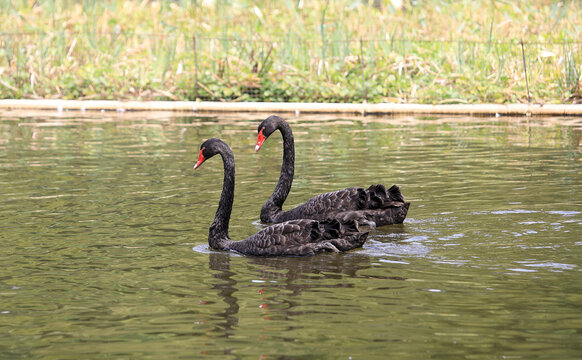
[209,144,235,250]
[261,120,294,221]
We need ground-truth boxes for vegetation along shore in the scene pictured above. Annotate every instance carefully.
[1,0,581,104]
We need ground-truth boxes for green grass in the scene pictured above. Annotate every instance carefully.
[0,0,581,104]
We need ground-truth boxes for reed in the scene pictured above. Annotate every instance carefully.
[0,0,580,103]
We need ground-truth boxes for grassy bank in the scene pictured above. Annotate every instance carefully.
[1,0,581,104]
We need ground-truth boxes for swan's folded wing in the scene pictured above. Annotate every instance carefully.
[233,220,315,256]
[311,187,366,211]
[281,188,365,221]
[249,220,313,247]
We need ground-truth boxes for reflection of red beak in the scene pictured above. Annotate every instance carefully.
[255,128,266,152]
[193,148,205,170]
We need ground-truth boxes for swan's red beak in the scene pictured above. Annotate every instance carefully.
[255,128,266,152]
[193,148,205,170]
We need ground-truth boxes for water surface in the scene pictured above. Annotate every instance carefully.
[0,112,581,359]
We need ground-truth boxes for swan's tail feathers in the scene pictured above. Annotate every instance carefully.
[334,201,410,227]
[319,218,343,240]
[313,218,368,247]
[366,184,405,209]
[376,202,410,225]
[356,188,368,210]
[338,218,361,233]
[366,184,386,208]
[326,218,368,251]
[329,231,369,251]
[309,221,323,241]
[387,184,405,203]
[331,211,376,230]
[309,218,339,241]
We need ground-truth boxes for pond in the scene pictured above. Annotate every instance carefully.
[0,111,581,359]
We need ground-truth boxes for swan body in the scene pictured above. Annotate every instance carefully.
[255,115,410,228]
[194,138,368,256]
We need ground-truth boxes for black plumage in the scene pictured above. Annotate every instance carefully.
[194,138,368,256]
[255,115,410,228]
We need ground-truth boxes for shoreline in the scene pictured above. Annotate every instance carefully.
[1,99,582,117]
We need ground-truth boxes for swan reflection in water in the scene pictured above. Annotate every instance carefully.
[205,251,407,342]
[207,253,240,340]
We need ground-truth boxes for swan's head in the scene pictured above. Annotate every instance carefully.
[194,138,228,170]
[255,115,285,152]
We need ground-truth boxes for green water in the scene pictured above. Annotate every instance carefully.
[0,113,581,359]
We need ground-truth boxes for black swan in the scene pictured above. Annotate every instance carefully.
[193,138,369,256]
[254,115,410,228]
